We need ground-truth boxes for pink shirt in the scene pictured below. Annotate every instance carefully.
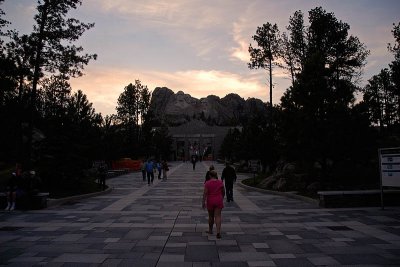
[204,179,224,207]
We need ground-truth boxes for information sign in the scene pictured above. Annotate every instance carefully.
[248,160,260,173]
[379,147,400,187]
[378,147,400,209]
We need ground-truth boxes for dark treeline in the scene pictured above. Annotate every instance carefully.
[0,1,169,196]
[221,7,400,192]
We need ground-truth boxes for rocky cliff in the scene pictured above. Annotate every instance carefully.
[149,87,268,126]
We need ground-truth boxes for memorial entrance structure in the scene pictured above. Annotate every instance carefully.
[167,120,236,161]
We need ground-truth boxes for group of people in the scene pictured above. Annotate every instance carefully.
[4,169,42,211]
[141,159,169,185]
[202,162,237,239]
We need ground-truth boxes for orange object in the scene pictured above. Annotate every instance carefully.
[111,158,141,171]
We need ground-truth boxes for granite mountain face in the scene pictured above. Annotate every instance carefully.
[149,87,268,126]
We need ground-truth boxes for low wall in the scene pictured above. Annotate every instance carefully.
[318,190,400,208]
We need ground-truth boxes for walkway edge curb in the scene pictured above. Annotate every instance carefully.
[238,179,319,205]
[47,187,113,208]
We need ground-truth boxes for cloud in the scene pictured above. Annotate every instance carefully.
[94,0,237,28]
[230,18,252,63]
[70,65,291,115]
[228,1,292,63]
[89,0,245,60]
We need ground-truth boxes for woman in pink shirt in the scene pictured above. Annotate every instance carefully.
[202,170,225,239]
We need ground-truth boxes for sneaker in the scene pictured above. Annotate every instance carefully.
[4,203,10,211]
[9,203,15,211]
[216,233,221,239]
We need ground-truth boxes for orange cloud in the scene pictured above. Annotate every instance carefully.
[70,65,290,116]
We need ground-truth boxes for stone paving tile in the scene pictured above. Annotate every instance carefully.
[334,253,396,265]
[307,255,341,266]
[53,253,109,263]
[1,161,400,266]
[185,245,219,261]
[248,260,276,266]
[272,257,315,267]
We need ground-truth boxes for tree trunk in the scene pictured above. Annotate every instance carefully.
[269,58,272,106]
[27,2,48,168]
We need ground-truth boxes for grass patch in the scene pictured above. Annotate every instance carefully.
[0,163,104,199]
[242,174,265,187]
[49,176,102,199]
[241,174,319,200]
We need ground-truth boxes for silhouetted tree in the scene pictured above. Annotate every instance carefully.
[138,84,151,141]
[248,22,281,108]
[362,21,400,130]
[151,125,173,160]
[363,69,397,130]
[25,0,97,166]
[219,128,242,162]
[278,7,369,188]
[283,10,307,84]
[34,81,103,195]
[116,80,152,157]
[0,1,105,196]
[0,0,9,43]
[388,22,400,125]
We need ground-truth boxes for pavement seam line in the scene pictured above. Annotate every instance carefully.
[156,208,183,265]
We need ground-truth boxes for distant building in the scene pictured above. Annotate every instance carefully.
[166,120,240,161]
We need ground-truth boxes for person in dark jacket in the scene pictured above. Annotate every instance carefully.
[191,155,197,170]
[98,165,107,191]
[140,160,146,181]
[162,160,169,180]
[221,162,237,202]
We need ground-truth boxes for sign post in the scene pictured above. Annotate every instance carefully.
[249,160,260,186]
[378,147,400,209]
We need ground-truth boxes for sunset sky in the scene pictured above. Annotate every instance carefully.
[2,0,400,116]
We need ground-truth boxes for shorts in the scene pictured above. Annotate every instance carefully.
[207,198,224,210]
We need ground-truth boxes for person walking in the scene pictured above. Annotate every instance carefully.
[4,172,18,211]
[204,165,215,183]
[191,155,197,170]
[140,160,146,182]
[145,159,155,185]
[162,160,169,181]
[98,164,107,191]
[157,161,162,180]
[202,170,225,239]
[221,162,237,202]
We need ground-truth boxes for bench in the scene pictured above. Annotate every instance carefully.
[31,192,50,209]
[0,192,50,210]
[318,190,400,208]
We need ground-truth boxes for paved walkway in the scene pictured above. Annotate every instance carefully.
[1,161,400,266]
